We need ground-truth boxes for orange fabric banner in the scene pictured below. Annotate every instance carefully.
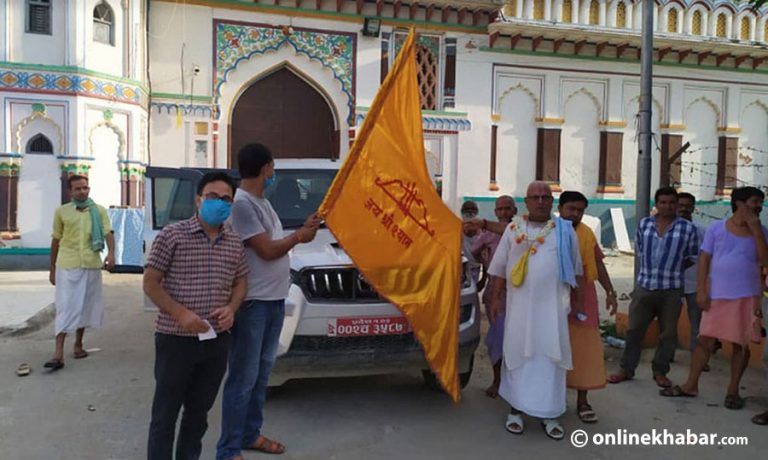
[319,29,462,401]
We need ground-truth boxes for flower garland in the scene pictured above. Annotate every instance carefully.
[509,215,555,255]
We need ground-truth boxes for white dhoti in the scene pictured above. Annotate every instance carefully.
[488,219,581,420]
[498,355,567,419]
[54,268,104,335]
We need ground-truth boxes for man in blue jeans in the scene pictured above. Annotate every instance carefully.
[217,144,321,460]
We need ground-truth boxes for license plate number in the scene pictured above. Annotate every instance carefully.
[327,316,411,337]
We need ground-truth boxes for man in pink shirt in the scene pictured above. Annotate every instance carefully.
[471,195,516,398]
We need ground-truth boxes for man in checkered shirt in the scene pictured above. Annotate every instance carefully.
[144,171,248,460]
[608,186,699,389]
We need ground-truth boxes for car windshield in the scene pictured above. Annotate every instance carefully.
[264,169,337,229]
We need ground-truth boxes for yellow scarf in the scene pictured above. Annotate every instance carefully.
[575,223,598,282]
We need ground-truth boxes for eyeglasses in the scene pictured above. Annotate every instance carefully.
[204,192,233,204]
[525,195,554,202]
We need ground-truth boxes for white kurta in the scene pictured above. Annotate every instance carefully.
[54,268,104,335]
[487,220,578,419]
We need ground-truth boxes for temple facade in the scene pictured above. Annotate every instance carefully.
[2,0,767,249]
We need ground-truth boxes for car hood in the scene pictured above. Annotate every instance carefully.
[288,229,353,269]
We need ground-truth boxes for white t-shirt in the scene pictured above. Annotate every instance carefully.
[683,221,706,295]
[230,188,290,300]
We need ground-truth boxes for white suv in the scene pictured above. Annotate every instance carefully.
[144,159,480,390]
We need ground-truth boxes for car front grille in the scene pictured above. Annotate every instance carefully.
[289,333,421,353]
[297,267,384,302]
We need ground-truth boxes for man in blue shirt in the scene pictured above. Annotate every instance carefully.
[608,187,699,388]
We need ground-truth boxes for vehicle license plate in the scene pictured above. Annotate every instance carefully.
[327,316,411,337]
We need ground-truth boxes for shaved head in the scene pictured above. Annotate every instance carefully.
[524,181,554,222]
[526,181,552,197]
[494,195,517,223]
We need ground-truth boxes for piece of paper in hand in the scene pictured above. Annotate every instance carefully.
[198,320,217,341]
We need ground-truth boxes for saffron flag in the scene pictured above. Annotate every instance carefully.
[319,29,462,401]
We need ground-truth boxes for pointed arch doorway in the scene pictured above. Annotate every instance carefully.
[229,67,339,165]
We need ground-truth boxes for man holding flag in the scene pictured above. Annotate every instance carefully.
[318,29,463,401]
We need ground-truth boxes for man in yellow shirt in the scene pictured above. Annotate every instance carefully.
[46,175,115,371]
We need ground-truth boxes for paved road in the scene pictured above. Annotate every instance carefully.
[0,273,766,459]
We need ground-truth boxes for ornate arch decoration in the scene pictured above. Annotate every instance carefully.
[626,95,665,125]
[710,6,734,35]
[214,21,356,124]
[710,1,738,15]
[663,3,684,33]
[496,83,542,119]
[741,99,768,118]
[14,104,64,154]
[688,0,712,12]
[88,111,126,161]
[735,11,756,40]
[685,96,722,126]
[564,87,603,123]
[610,0,631,29]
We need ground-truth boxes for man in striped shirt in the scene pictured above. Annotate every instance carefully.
[144,172,248,460]
[608,186,699,389]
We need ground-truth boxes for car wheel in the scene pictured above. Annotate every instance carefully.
[422,356,474,391]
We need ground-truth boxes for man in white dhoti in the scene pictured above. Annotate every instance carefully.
[46,175,115,371]
[486,181,583,440]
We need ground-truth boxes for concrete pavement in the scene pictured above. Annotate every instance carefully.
[0,271,55,336]
[0,262,766,459]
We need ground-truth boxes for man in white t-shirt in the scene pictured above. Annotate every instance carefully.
[217,144,321,460]
[677,192,710,370]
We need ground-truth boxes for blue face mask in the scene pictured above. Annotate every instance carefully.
[199,199,232,226]
[265,172,277,188]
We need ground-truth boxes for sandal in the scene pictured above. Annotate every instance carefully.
[724,394,745,410]
[752,410,768,425]
[607,372,632,384]
[577,403,598,423]
[505,413,524,434]
[43,359,64,371]
[246,435,285,454]
[541,419,565,441]
[74,349,89,359]
[659,385,697,397]
[654,374,672,388]
[16,363,31,377]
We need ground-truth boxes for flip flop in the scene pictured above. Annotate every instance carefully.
[74,350,89,359]
[654,375,673,388]
[505,413,524,434]
[751,411,768,425]
[541,419,565,441]
[659,385,697,398]
[724,394,745,410]
[577,403,598,423]
[43,359,64,371]
[607,372,632,384]
[245,435,285,454]
[16,363,31,377]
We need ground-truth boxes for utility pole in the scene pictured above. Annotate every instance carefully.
[634,0,654,284]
